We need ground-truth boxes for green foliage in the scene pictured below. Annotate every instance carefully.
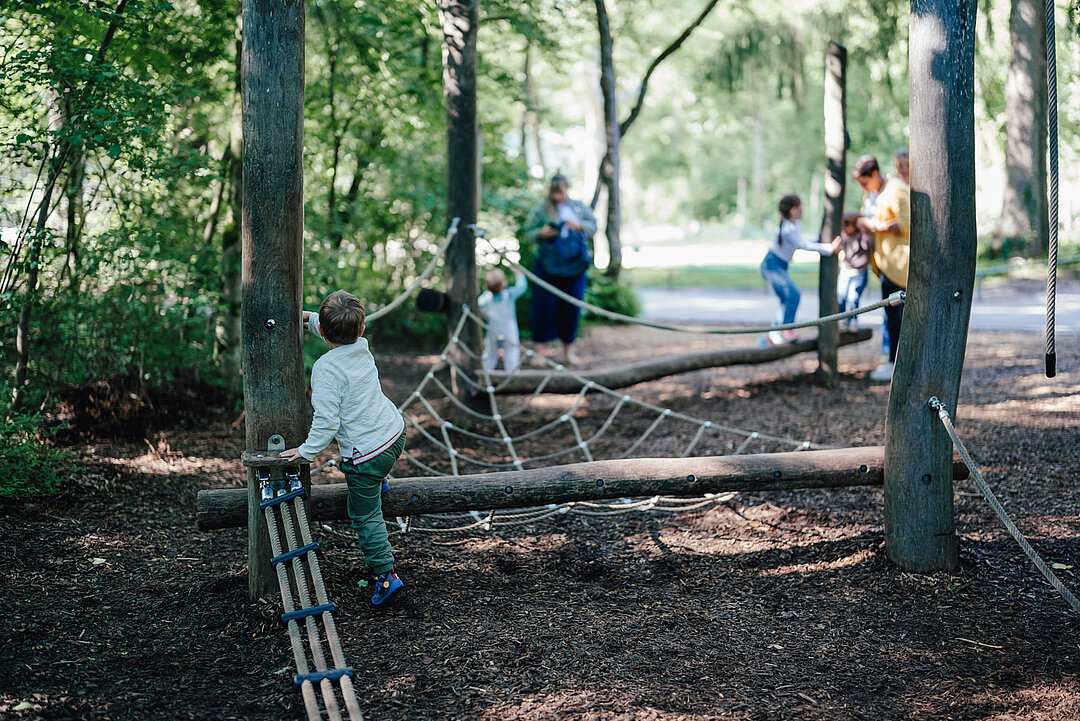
[584,271,642,322]
[0,413,74,500]
[1,0,1076,417]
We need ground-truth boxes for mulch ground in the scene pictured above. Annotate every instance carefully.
[2,320,1079,720]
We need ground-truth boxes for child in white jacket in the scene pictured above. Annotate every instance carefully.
[478,268,528,371]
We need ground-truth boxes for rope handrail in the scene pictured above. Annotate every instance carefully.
[477,234,904,335]
[365,217,459,323]
[928,397,1079,614]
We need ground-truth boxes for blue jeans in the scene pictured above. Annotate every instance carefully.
[760,252,800,325]
[837,268,869,316]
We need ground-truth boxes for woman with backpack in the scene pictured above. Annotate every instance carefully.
[759,194,840,345]
[523,173,597,366]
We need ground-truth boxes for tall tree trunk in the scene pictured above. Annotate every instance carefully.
[521,41,547,176]
[62,113,85,295]
[520,41,531,161]
[587,0,720,245]
[220,4,243,401]
[750,80,765,226]
[1000,0,1048,256]
[11,166,60,412]
[595,0,621,278]
[10,0,130,412]
[440,0,482,402]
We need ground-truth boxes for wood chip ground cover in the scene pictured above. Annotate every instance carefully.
[2,326,1078,720]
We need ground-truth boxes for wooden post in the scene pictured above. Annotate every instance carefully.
[440,0,482,399]
[241,0,309,599]
[816,41,846,387]
[884,0,977,572]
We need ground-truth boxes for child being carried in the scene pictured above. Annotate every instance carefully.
[835,211,873,330]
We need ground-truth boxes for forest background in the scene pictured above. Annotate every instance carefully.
[1,0,1078,495]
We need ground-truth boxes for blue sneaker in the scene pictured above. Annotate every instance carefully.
[381,479,389,494]
[370,569,403,606]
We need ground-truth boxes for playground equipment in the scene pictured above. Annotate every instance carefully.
[247,439,363,721]
[200,303,960,533]
[213,2,1075,719]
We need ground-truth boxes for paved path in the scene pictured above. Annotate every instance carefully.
[637,285,1080,333]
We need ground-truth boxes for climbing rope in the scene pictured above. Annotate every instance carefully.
[928,397,1080,614]
[476,233,903,335]
[365,218,458,324]
[1045,0,1059,377]
[383,309,827,536]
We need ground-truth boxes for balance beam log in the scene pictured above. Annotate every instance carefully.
[197,445,967,530]
[490,329,872,394]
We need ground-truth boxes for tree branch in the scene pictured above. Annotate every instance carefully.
[618,0,720,137]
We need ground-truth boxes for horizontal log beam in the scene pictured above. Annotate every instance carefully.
[489,329,872,394]
[197,445,968,530]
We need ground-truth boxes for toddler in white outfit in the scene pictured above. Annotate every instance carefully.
[478,268,528,371]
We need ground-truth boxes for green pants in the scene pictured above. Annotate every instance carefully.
[341,429,406,575]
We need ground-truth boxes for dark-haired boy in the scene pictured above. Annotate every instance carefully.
[280,290,407,605]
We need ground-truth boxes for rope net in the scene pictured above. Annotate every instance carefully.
[385,308,831,535]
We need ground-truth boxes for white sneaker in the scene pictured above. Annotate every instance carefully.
[869,362,894,382]
[766,330,786,346]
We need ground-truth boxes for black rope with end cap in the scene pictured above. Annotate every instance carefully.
[1045,0,1059,377]
[928,397,1079,614]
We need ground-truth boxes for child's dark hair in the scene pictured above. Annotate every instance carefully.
[842,210,861,229]
[319,290,365,344]
[852,155,880,178]
[778,194,801,219]
[776,194,801,244]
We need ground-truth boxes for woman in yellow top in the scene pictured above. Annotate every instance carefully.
[852,152,910,382]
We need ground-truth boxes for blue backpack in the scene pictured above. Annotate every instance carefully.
[554,225,593,265]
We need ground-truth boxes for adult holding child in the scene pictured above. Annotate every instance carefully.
[851,152,910,382]
[522,173,597,366]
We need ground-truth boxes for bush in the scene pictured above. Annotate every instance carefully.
[0,413,75,500]
[584,271,642,322]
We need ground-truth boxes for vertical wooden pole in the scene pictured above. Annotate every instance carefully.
[440,0,482,393]
[241,0,309,599]
[595,0,622,278]
[816,41,846,387]
[884,0,977,572]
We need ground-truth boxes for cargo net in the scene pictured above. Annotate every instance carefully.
[384,308,831,535]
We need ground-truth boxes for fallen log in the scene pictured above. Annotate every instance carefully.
[197,445,968,530]
[488,329,872,394]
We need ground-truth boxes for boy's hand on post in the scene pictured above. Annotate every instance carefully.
[279,447,305,462]
[301,311,312,324]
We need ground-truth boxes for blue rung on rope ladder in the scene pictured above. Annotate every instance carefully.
[271,542,319,567]
[294,667,355,687]
[281,602,336,624]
